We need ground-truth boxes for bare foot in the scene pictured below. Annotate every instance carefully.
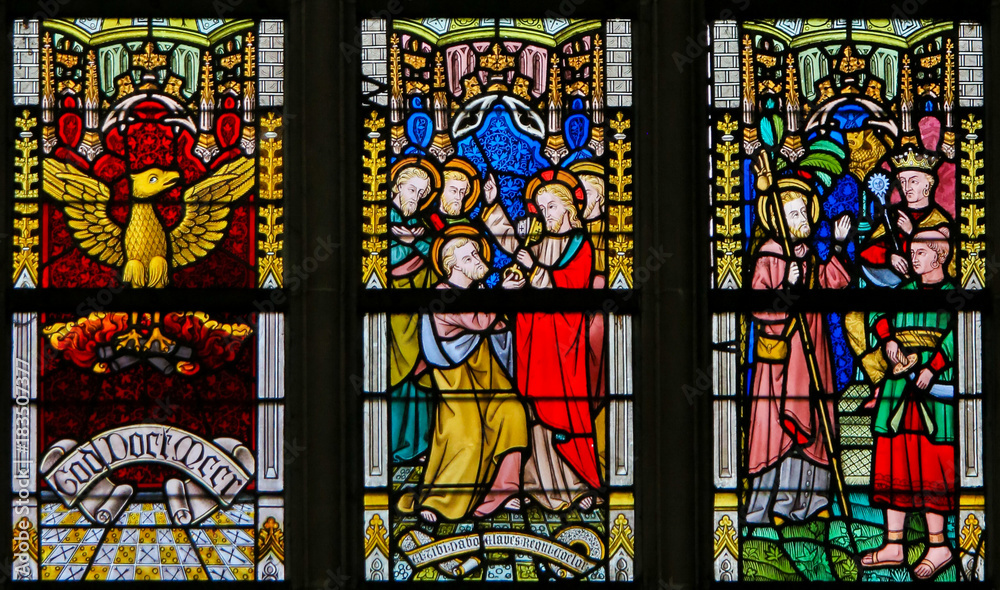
[861,543,905,568]
[420,510,437,523]
[914,546,953,579]
[578,496,594,510]
[504,498,520,510]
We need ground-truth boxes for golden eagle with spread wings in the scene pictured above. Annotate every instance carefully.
[42,157,254,288]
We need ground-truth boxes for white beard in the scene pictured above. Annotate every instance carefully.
[465,263,488,281]
[788,224,811,239]
[400,199,418,216]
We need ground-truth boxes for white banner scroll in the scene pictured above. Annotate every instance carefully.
[399,526,604,578]
[41,424,255,526]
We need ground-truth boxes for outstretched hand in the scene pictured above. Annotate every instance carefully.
[516,248,535,270]
[896,211,913,235]
[890,254,909,276]
[787,262,801,286]
[484,174,497,204]
[833,214,853,242]
[502,272,526,289]
[885,340,902,365]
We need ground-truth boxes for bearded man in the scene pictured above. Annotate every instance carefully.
[426,157,480,231]
[746,174,853,525]
[482,170,602,511]
[387,159,440,463]
[389,159,439,288]
[397,228,528,522]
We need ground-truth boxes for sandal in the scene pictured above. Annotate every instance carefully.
[914,535,953,580]
[861,548,906,568]
[861,532,905,568]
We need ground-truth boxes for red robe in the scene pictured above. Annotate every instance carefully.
[859,205,952,266]
[516,234,601,488]
[748,240,850,474]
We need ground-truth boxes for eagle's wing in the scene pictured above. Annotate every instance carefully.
[170,157,255,268]
[42,159,124,267]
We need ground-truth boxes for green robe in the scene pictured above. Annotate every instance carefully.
[870,281,954,444]
[389,207,432,267]
[388,207,436,460]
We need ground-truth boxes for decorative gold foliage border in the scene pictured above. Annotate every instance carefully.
[258,516,285,564]
[713,113,742,289]
[364,512,389,559]
[959,114,986,290]
[13,110,39,288]
[362,111,388,288]
[608,111,634,289]
[258,112,284,288]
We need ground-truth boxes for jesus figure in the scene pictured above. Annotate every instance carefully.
[482,170,603,511]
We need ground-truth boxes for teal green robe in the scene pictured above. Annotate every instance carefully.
[388,207,434,460]
[389,207,431,266]
[870,282,954,444]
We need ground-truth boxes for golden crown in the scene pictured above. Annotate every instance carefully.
[890,147,940,172]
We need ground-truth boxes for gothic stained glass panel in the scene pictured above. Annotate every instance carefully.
[363,311,633,581]
[9,17,286,583]
[11,311,285,581]
[708,19,985,292]
[359,18,636,582]
[707,20,986,582]
[11,18,285,290]
[360,18,634,291]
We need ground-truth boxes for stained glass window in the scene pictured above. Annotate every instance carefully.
[12,18,285,290]
[359,18,636,581]
[707,19,985,582]
[11,18,286,581]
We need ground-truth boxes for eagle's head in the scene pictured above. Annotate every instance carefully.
[130,168,180,199]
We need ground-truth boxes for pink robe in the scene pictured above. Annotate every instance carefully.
[748,240,850,474]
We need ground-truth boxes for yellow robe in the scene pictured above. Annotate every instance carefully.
[587,218,606,273]
[390,267,436,387]
[388,269,436,461]
[398,313,528,520]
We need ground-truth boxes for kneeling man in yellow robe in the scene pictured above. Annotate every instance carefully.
[398,229,528,522]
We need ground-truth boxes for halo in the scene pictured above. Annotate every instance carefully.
[525,169,586,212]
[756,178,820,232]
[441,157,482,214]
[430,224,492,279]
[756,194,777,232]
[390,156,442,211]
[568,161,605,178]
